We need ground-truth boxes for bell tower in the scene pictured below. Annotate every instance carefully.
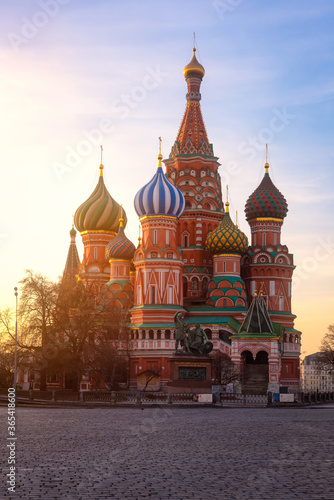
[164,47,224,304]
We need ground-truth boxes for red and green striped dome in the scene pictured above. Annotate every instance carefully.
[74,166,127,233]
[245,165,288,221]
[105,224,135,261]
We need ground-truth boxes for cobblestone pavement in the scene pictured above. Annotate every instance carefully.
[1,407,334,500]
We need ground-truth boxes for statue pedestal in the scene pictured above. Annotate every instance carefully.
[166,355,213,394]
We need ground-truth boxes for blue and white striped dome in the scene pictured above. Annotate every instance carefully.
[134,155,185,218]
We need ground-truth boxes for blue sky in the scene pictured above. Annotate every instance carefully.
[0,0,333,354]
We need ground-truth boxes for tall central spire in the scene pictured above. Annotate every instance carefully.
[170,46,213,158]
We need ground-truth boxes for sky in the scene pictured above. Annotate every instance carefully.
[0,0,333,356]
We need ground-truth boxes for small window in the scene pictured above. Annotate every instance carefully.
[263,233,266,246]
[154,230,157,245]
[151,286,156,304]
[223,261,226,273]
[94,247,98,260]
[191,277,199,290]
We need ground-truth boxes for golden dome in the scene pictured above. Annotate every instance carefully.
[206,203,248,255]
[183,48,205,80]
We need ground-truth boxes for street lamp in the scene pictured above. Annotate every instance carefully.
[14,287,18,394]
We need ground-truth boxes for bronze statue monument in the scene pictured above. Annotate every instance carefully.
[174,312,213,355]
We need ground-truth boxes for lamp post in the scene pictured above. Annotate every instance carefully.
[14,287,18,393]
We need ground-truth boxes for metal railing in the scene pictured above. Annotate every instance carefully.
[1,388,333,406]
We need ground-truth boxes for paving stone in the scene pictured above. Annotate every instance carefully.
[0,407,334,499]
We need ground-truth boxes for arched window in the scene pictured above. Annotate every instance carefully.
[149,330,154,340]
[205,329,212,340]
[202,277,209,292]
[157,330,161,340]
[165,329,171,340]
[151,286,156,304]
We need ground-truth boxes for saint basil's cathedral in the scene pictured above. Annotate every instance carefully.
[63,48,301,394]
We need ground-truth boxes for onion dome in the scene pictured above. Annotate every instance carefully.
[134,151,185,218]
[206,200,248,255]
[245,161,288,221]
[183,47,205,80]
[105,217,135,261]
[74,157,127,233]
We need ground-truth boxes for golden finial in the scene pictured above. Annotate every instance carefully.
[264,143,269,174]
[236,210,238,228]
[253,283,257,297]
[119,205,124,228]
[99,145,104,176]
[193,32,196,50]
[138,224,141,247]
[158,137,163,168]
[259,282,264,296]
[225,185,229,213]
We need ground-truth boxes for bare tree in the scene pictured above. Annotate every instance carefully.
[0,308,27,388]
[17,270,58,390]
[316,325,334,373]
[4,270,132,392]
[212,352,239,386]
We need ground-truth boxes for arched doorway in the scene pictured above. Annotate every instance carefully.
[241,350,269,394]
